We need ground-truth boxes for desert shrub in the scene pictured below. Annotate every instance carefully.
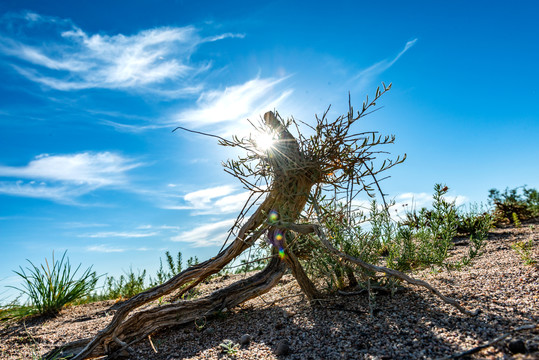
[232,245,270,274]
[391,184,460,269]
[96,250,187,300]
[300,184,492,290]
[457,204,492,239]
[489,186,539,226]
[297,201,380,290]
[102,268,147,300]
[10,251,98,316]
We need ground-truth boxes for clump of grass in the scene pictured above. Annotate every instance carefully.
[9,251,98,316]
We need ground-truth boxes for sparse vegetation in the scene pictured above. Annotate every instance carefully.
[2,82,537,359]
[8,251,98,316]
[489,186,539,226]
[297,183,493,293]
[2,186,534,324]
[94,251,197,301]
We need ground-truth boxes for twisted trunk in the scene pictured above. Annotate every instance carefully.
[53,112,320,359]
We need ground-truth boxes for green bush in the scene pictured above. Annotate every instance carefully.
[297,201,378,290]
[10,251,98,316]
[299,183,492,292]
[489,186,539,225]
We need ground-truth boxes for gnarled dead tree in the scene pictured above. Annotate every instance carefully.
[51,84,477,360]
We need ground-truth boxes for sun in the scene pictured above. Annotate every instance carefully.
[255,132,275,151]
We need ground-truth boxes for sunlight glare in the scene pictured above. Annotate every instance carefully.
[255,132,275,151]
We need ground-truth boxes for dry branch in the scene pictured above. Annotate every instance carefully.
[47,254,286,359]
[443,323,539,359]
[275,219,479,316]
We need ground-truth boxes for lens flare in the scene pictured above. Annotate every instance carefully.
[255,132,274,151]
[269,210,279,223]
[278,248,286,259]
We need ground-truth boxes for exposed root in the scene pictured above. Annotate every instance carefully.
[277,221,480,316]
[282,248,321,300]
[46,254,286,359]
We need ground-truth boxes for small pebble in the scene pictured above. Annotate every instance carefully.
[276,340,291,355]
[508,339,526,354]
[240,334,252,345]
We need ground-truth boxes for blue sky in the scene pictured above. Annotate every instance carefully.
[1,1,538,302]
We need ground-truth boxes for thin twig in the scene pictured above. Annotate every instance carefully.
[172,126,251,152]
[442,323,538,359]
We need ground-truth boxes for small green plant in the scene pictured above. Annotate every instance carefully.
[511,239,537,265]
[391,184,461,269]
[9,251,98,316]
[187,255,199,268]
[102,268,147,300]
[512,212,522,228]
[457,204,493,240]
[219,339,240,356]
[150,250,184,287]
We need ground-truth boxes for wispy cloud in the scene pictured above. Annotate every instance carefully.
[79,231,159,238]
[136,224,181,230]
[0,152,140,185]
[162,185,251,215]
[86,244,126,253]
[60,222,110,229]
[175,76,293,130]
[0,181,82,203]
[0,152,141,202]
[171,218,235,247]
[0,12,242,95]
[352,38,418,87]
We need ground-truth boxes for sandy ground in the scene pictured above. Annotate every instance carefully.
[1,221,538,360]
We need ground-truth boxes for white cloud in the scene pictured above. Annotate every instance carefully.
[171,218,236,247]
[0,12,241,94]
[60,222,109,228]
[184,185,235,208]
[446,195,468,207]
[352,38,418,87]
[136,224,180,230]
[0,152,140,186]
[162,184,251,215]
[395,192,432,208]
[176,76,293,129]
[0,181,82,203]
[0,152,141,202]
[86,244,126,253]
[79,231,159,238]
